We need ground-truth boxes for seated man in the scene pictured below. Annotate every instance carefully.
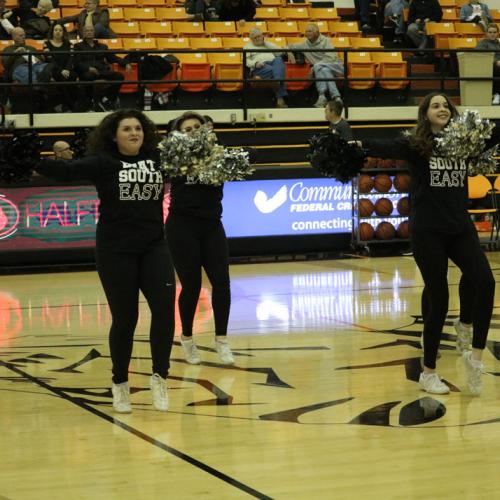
[475,22,500,104]
[53,140,74,159]
[21,0,53,40]
[406,0,442,50]
[2,27,51,85]
[73,26,130,111]
[288,23,344,108]
[244,27,287,108]
[460,0,492,32]
[59,0,113,39]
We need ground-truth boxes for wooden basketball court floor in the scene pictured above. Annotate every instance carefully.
[0,254,499,499]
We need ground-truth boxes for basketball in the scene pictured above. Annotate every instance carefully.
[378,158,394,169]
[374,174,392,193]
[397,220,410,239]
[397,196,410,215]
[358,222,375,241]
[358,174,374,193]
[374,198,393,216]
[394,173,411,192]
[363,156,378,169]
[358,198,375,216]
[375,221,396,240]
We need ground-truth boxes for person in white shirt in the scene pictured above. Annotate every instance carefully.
[244,27,288,108]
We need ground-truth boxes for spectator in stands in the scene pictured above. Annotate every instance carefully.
[185,0,218,21]
[245,28,287,108]
[203,114,215,130]
[384,0,409,42]
[460,0,492,32]
[354,0,372,31]
[0,0,16,39]
[1,27,52,84]
[406,0,442,51]
[73,25,130,111]
[21,0,52,39]
[288,23,344,108]
[59,0,113,39]
[53,140,73,159]
[475,22,500,104]
[325,98,353,140]
[216,0,256,23]
[44,23,77,112]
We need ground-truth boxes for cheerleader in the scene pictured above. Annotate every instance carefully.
[36,109,175,413]
[165,112,234,365]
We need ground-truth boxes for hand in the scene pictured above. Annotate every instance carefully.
[61,69,70,79]
[238,19,246,26]
[89,66,99,75]
[287,51,296,64]
[255,61,264,69]
[125,63,132,73]
[15,46,26,53]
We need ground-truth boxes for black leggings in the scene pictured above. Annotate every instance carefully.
[413,222,494,369]
[96,240,176,384]
[165,213,230,337]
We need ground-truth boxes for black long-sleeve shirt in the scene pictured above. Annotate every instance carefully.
[36,151,166,251]
[363,134,480,233]
[73,39,126,75]
[168,177,224,219]
[408,0,442,24]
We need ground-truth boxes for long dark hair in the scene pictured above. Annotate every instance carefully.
[408,92,458,157]
[87,109,160,154]
[47,23,69,43]
[172,111,206,132]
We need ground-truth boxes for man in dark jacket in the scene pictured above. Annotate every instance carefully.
[73,26,130,110]
[21,0,53,39]
[407,0,442,50]
[216,0,256,23]
[59,0,113,38]
[476,22,500,104]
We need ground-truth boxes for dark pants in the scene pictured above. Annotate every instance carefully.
[78,69,124,102]
[413,222,494,369]
[96,240,176,384]
[165,213,231,337]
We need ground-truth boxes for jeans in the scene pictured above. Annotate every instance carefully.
[12,62,48,84]
[384,0,408,34]
[407,21,428,49]
[251,57,287,97]
[312,61,344,98]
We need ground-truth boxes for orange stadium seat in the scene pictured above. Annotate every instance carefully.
[177,53,212,92]
[205,21,237,37]
[139,21,173,37]
[260,0,283,6]
[442,8,459,21]
[155,37,191,51]
[108,7,124,20]
[267,21,300,37]
[455,22,484,37]
[112,62,139,93]
[285,62,312,91]
[447,37,477,49]
[156,7,189,20]
[222,36,250,49]
[371,51,408,90]
[145,63,178,94]
[329,21,361,37]
[279,6,310,20]
[237,21,268,36]
[255,7,280,20]
[347,52,376,89]
[109,0,136,6]
[298,20,330,35]
[110,21,141,37]
[208,52,244,92]
[122,37,157,50]
[172,21,205,37]
[350,37,382,48]
[438,0,456,7]
[189,37,224,49]
[309,8,340,21]
[123,7,157,20]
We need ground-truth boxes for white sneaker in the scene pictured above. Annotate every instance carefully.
[181,337,201,364]
[313,95,328,108]
[463,351,483,396]
[453,318,472,354]
[492,93,500,105]
[150,373,169,411]
[215,339,234,365]
[112,381,132,413]
[418,372,450,394]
